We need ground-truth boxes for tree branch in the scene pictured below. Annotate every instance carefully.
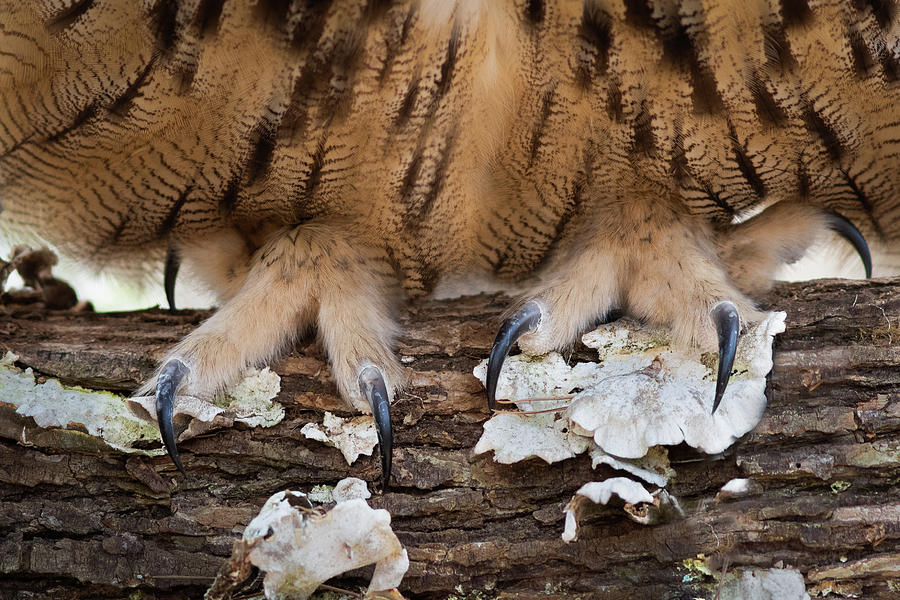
[1,279,899,599]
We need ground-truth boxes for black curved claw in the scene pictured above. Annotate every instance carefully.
[711,301,740,414]
[828,212,872,279]
[486,301,542,410]
[359,366,392,489]
[164,245,180,313]
[155,359,189,472]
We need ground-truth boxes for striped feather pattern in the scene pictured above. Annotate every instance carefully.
[1,1,897,289]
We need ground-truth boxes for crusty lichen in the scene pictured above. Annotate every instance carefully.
[300,412,378,466]
[1,351,160,454]
[3,352,285,454]
[717,568,809,600]
[127,366,285,436]
[243,490,408,599]
[473,313,787,542]
[218,367,285,427]
[474,313,785,461]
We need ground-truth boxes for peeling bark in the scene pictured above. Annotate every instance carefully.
[1,279,899,599]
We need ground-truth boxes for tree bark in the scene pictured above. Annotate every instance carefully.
[1,279,899,599]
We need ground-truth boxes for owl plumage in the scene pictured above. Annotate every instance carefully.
[1,0,897,482]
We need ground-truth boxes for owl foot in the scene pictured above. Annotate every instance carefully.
[143,223,402,486]
[485,201,872,417]
[483,190,765,415]
[152,358,395,486]
[486,299,742,415]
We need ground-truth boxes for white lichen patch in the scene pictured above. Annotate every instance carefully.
[244,490,408,599]
[720,478,754,496]
[590,446,674,488]
[473,409,590,464]
[301,411,378,465]
[474,314,785,541]
[127,367,284,436]
[562,477,654,542]
[717,568,810,600]
[569,312,785,457]
[472,353,603,407]
[475,312,785,463]
[219,367,284,427]
[2,352,285,453]
[472,356,597,465]
[305,478,371,505]
[307,485,335,504]
[0,352,161,453]
[333,477,372,502]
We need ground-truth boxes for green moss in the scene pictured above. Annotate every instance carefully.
[830,480,851,494]
[1,352,161,454]
[448,585,490,600]
[2,352,284,456]
[855,325,895,344]
[680,554,713,583]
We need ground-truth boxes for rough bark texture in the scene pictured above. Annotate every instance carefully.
[1,279,899,599]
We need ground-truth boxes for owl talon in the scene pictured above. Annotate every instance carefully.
[827,212,872,278]
[711,301,740,414]
[486,301,542,410]
[358,366,393,489]
[164,245,180,312]
[156,358,189,472]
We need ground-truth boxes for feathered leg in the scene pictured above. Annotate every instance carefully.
[487,183,761,414]
[142,222,403,484]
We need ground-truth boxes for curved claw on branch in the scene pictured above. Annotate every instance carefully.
[828,212,872,279]
[711,301,740,415]
[359,366,393,489]
[155,359,188,472]
[486,301,542,411]
[164,245,180,313]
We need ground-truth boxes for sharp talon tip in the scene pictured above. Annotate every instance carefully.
[164,245,180,313]
[359,366,392,489]
[155,359,189,472]
[711,301,740,415]
[828,212,872,279]
[486,301,542,411]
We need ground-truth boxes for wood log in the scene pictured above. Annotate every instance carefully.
[1,278,899,599]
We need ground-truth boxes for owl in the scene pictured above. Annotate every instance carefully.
[1,0,896,484]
